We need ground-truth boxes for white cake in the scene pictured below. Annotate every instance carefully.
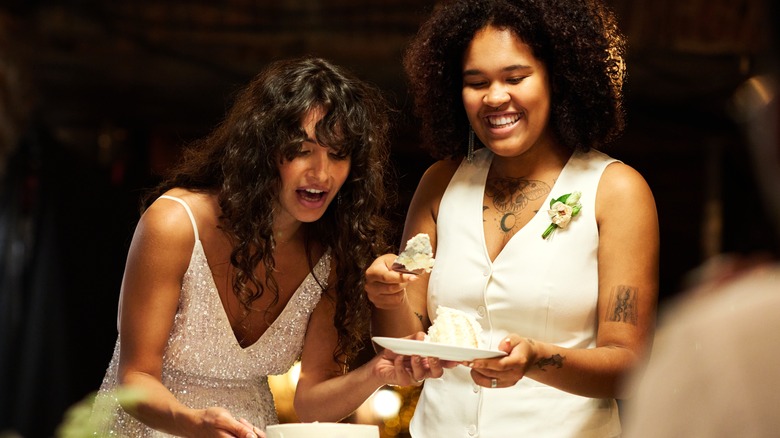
[265,423,378,438]
[393,233,435,274]
[424,306,482,349]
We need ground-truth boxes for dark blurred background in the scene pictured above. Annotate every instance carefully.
[0,0,776,436]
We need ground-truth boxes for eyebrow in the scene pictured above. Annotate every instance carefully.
[463,64,532,76]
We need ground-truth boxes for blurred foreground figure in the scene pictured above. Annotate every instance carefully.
[622,257,780,437]
[623,2,779,436]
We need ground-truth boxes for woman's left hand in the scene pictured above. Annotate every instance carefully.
[467,335,536,388]
[373,333,455,386]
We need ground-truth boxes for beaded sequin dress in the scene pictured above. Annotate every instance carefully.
[91,195,329,436]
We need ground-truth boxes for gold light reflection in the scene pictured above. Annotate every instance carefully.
[268,361,422,437]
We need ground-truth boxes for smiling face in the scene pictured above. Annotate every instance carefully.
[462,25,554,159]
[276,108,351,226]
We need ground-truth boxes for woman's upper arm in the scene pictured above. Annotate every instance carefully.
[296,286,341,392]
[595,162,660,357]
[117,200,195,382]
[399,159,460,321]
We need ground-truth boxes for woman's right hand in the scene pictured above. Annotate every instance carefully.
[194,407,265,438]
[365,254,418,309]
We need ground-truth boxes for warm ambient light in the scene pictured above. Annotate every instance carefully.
[270,361,418,436]
[371,389,403,419]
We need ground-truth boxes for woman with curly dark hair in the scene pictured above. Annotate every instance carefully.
[91,56,420,437]
[366,1,659,436]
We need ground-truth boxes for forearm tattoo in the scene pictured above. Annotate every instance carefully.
[534,354,565,371]
[484,177,550,234]
[605,285,639,325]
[414,311,424,324]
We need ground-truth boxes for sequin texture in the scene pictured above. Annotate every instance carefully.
[91,235,330,436]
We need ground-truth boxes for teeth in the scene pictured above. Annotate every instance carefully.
[487,114,520,128]
[304,188,324,194]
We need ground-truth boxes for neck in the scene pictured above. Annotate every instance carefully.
[490,141,571,179]
[273,225,304,246]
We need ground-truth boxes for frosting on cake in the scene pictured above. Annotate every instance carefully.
[393,233,435,274]
[425,306,482,349]
[266,423,378,438]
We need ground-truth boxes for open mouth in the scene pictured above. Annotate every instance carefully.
[485,114,521,129]
[297,188,327,202]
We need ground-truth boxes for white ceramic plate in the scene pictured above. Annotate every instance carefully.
[372,337,507,361]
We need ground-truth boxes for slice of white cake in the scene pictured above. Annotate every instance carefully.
[392,233,435,274]
[424,306,482,349]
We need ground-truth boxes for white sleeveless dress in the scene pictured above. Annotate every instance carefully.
[410,148,622,437]
[91,195,330,436]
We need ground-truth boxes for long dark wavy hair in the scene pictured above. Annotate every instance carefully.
[144,57,393,364]
[404,0,627,159]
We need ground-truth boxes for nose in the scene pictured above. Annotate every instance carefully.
[306,150,329,182]
[484,83,510,108]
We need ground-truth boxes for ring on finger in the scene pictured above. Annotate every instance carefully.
[491,378,498,388]
[408,370,424,383]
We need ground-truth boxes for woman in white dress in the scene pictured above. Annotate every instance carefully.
[366,1,659,436]
[91,57,422,437]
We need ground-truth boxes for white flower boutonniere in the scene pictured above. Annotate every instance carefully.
[542,191,582,239]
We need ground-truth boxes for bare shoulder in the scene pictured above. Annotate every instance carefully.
[120,191,207,309]
[157,188,218,214]
[407,158,463,227]
[596,161,658,228]
[422,158,461,184]
[136,189,212,248]
[598,161,655,206]
[415,158,462,200]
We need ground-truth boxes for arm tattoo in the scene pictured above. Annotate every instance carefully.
[605,285,639,325]
[414,311,424,324]
[484,177,550,234]
[534,354,565,371]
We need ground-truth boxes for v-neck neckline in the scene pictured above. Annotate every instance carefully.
[479,151,576,265]
[194,241,327,351]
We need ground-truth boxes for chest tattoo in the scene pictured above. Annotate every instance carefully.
[484,177,550,234]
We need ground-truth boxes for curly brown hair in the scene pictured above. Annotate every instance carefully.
[145,57,393,364]
[403,0,626,159]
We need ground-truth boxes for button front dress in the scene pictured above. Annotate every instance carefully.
[411,148,622,437]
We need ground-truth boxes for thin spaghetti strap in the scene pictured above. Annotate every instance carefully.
[158,195,201,242]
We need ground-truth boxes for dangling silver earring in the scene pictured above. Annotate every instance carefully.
[467,127,475,163]
[337,191,342,206]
